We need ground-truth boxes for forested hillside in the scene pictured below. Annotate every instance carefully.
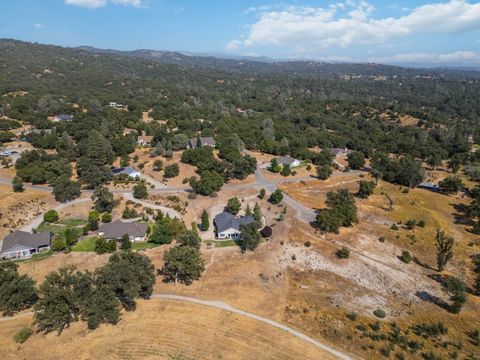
[0,38,479,191]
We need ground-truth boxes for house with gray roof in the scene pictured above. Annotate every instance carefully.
[188,136,216,149]
[97,220,148,242]
[53,114,74,122]
[213,211,255,240]
[1,231,52,260]
[278,156,301,168]
[111,166,141,179]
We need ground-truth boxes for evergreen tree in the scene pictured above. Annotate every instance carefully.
[245,204,253,216]
[436,230,454,272]
[120,234,132,250]
[225,197,241,215]
[12,176,24,192]
[200,209,209,231]
[240,223,261,252]
[253,202,262,222]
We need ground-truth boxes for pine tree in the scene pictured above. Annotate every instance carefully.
[245,204,252,216]
[200,210,209,231]
[436,230,454,272]
[253,202,262,222]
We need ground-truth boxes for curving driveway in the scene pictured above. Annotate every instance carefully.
[0,168,365,228]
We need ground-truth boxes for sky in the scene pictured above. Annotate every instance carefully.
[1,0,480,67]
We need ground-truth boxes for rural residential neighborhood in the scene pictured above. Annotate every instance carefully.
[1,1,480,360]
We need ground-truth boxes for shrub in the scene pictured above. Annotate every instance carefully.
[390,223,399,230]
[12,176,24,192]
[164,163,179,178]
[373,309,386,318]
[258,188,266,199]
[43,210,59,223]
[405,219,417,230]
[14,327,33,344]
[102,213,112,223]
[280,166,291,176]
[269,189,283,204]
[400,250,412,264]
[346,312,358,321]
[51,238,66,252]
[152,159,163,171]
[417,220,426,227]
[94,237,116,254]
[336,246,350,259]
[357,180,376,199]
[133,182,148,199]
[306,164,312,171]
[304,241,311,247]
[260,226,272,238]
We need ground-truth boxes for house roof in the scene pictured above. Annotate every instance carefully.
[54,114,74,121]
[1,231,52,254]
[98,220,148,239]
[214,211,255,233]
[25,128,53,135]
[112,167,138,176]
[278,156,298,166]
[189,137,215,147]
[137,135,153,143]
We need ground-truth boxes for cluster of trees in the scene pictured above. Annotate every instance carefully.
[316,189,358,233]
[2,40,480,204]
[0,251,155,333]
[182,139,256,196]
[161,224,205,284]
[370,152,425,188]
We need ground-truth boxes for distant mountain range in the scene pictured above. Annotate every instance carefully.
[75,45,480,72]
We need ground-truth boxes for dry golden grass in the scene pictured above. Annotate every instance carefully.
[0,183,56,239]
[0,299,334,360]
[279,173,363,209]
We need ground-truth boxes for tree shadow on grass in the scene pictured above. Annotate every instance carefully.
[415,291,450,311]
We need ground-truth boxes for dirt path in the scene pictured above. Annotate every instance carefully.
[150,294,353,360]
[1,293,353,359]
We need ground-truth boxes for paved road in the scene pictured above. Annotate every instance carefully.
[121,192,180,218]
[0,168,365,229]
[20,197,92,232]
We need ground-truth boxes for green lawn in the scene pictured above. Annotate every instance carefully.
[37,222,84,241]
[131,242,159,251]
[72,237,97,252]
[57,219,87,227]
[205,239,240,248]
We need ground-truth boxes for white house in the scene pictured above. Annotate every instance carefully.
[214,211,255,240]
[111,167,141,179]
[278,156,301,168]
